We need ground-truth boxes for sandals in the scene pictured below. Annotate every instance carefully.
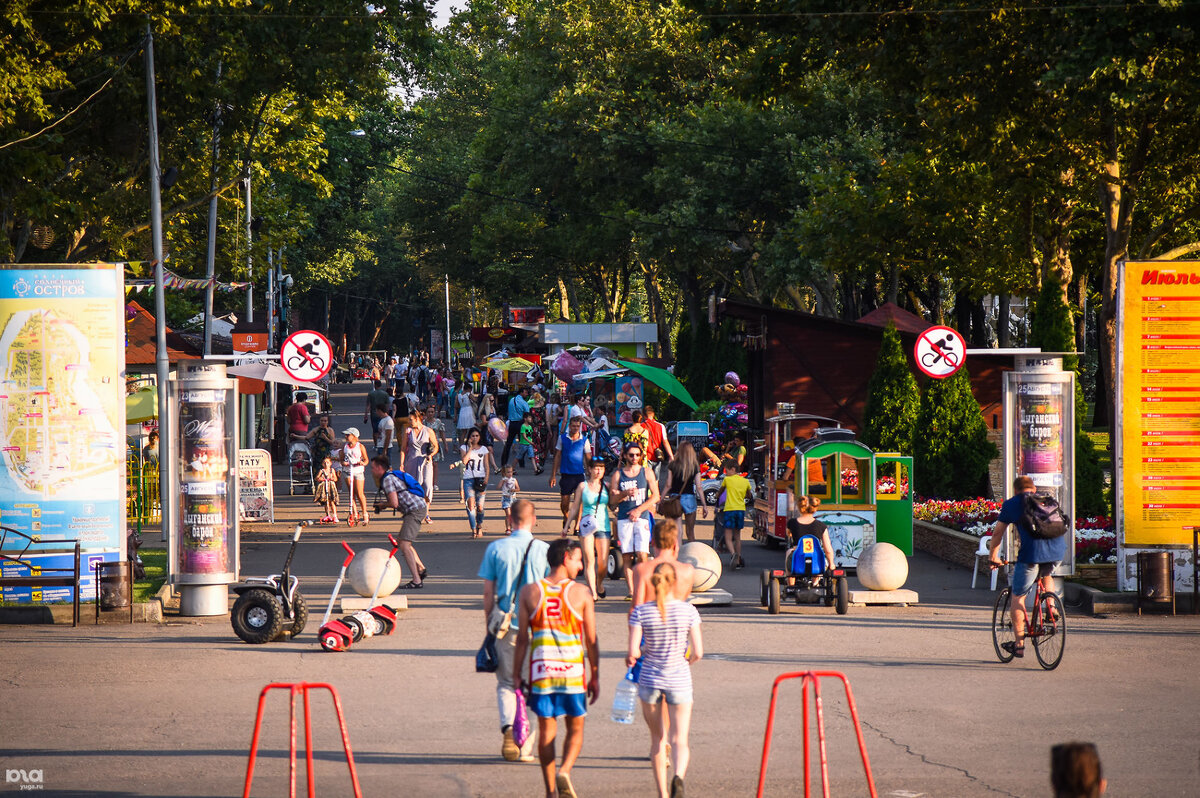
[400,580,424,590]
[556,772,578,798]
[1001,641,1025,658]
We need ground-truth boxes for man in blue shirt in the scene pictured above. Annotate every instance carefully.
[987,475,1067,658]
[479,498,550,761]
[501,386,532,468]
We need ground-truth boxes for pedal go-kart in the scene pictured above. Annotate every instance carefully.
[759,533,849,615]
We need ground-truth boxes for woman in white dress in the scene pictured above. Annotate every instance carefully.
[456,387,477,445]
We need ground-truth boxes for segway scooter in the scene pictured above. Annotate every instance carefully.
[318,534,400,652]
[231,521,312,644]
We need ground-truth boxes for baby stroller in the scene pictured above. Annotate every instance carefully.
[593,425,622,479]
[288,438,314,495]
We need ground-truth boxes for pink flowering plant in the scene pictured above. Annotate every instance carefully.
[914,499,1116,564]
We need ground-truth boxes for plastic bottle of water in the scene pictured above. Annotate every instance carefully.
[610,667,639,724]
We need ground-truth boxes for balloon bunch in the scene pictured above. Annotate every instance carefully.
[710,370,749,443]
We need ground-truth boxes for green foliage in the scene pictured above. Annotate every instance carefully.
[913,369,997,499]
[862,323,919,455]
[1029,271,1076,367]
[666,316,747,421]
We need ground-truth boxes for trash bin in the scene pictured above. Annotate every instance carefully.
[94,559,134,623]
[1136,551,1175,616]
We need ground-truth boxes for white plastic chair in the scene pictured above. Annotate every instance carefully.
[971,536,998,590]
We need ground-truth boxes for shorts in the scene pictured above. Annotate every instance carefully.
[722,510,745,531]
[638,684,693,706]
[501,495,514,510]
[617,517,651,554]
[679,493,697,515]
[516,443,535,462]
[1011,561,1057,598]
[559,473,585,497]
[529,691,588,719]
[345,466,365,482]
[397,509,422,542]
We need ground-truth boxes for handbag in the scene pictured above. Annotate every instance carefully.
[492,539,536,640]
[659,493,683,519]
[472,476,488,493]
[512,688,532,748]
[476,632,499,673]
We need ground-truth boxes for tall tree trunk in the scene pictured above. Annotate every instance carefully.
[997,293,1011,348]
[954,288,973,342]
[556,276,571,321]
[970,294,987,346]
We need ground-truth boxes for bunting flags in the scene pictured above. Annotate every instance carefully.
[125,268,250,293]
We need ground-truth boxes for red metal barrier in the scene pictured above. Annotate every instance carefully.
[755,671,876,798]
[242,682,362,798]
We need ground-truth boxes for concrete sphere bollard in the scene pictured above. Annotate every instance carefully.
[347,548,402,598]
[856,542,908,591]
[678,541,722,593]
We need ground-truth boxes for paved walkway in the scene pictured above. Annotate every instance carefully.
[4,381,1199,796]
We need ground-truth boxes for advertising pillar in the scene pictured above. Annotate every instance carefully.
[1002,355,1076,574]
[172,360,239,615]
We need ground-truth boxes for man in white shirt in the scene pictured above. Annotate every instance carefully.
[375,412,395,457]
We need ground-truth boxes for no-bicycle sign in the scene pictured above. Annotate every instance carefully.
[280,330,333,383]
[914,325,966,379]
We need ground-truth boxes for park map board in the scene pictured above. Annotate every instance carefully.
[1118,260,1200,546]
[0,266,125,565]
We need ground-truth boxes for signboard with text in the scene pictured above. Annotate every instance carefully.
[1117,261,1200,546]
[237,449,274,522]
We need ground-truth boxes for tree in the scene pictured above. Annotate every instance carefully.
[913,369,997,498]
[861,323,920,455]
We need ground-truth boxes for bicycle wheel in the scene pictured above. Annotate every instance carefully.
[991,588,1015,663]
[1032,591,1066,670]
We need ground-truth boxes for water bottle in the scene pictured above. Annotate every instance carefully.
[610,667,639,724]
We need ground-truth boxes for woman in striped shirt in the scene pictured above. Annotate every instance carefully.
[627,562,703,798]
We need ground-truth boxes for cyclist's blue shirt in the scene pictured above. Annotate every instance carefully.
[999,493,1067,564]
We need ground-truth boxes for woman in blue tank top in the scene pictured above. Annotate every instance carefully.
[564,459,612,599]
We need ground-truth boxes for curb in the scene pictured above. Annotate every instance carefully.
[0,599,164,625]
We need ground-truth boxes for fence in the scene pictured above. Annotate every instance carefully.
[126,455,161,530]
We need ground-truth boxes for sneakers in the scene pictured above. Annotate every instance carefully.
[501,727,519,761]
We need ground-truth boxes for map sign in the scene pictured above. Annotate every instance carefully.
[0,265,125,560]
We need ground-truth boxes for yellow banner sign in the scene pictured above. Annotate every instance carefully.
[1119,261,1200,545]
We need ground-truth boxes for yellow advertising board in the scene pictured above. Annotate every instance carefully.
[1118,260,1200,545]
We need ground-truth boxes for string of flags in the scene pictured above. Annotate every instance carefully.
[125,266,250,293]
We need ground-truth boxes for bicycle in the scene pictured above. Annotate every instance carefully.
[990,562,1066,670]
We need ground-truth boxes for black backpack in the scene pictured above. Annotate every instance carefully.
[1021,493,1069,540]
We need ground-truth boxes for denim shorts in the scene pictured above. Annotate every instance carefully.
[1011,561,1057,598]
[529,691,588,718]
[638,684,693,706]
[501,496,513,510]
[722,510,745,530]
[679,493,697,515]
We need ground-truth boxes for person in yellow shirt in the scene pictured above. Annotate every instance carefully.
[719,461,753,570]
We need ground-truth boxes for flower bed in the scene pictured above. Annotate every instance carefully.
[913,499,1116,564]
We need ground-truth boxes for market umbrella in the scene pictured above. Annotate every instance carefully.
[126,388,157,423]
[226,362,324,390]
[613,358,698,410]
[484,356,535,373]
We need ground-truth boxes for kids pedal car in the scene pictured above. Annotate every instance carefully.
[759,533,849,616]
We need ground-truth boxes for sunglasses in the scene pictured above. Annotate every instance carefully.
[625,451,642,458]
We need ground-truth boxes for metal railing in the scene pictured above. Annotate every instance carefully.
[126,455,161,530]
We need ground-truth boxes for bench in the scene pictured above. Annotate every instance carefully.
[0,530,82,627]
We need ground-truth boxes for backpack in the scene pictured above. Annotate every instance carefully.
[388,469,426,499]
[1021,493,1068,539]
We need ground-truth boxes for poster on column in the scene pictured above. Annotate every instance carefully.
[1118,260,1200,546]
[0,264,126,602]
[178,388,232,576]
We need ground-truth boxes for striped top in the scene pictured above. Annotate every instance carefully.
[529,578,587,696]
[629,600,700,692]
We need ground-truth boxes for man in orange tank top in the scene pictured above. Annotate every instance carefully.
[514,538,599,798]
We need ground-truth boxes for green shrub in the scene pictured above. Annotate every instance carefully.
[862,322,920,455]
[914,368,997,497]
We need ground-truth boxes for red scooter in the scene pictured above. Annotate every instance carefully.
[318,535,399,652]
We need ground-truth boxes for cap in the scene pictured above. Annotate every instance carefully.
[342,427,360,438]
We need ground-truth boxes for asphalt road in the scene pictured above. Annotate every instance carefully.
[2,382,1198,797]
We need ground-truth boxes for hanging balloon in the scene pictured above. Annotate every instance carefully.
[724,371,740,385]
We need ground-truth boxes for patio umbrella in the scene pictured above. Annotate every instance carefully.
[225,362,324,390]
[126,388,157,423]
[484,356,535,373]
[613,359,698,410]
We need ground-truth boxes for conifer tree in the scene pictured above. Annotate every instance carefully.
[914,368,997,497]
[862,322,920,455]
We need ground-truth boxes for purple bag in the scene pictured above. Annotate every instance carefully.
[513,690,532,748]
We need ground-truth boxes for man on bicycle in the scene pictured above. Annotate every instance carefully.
[987,475,1066,658]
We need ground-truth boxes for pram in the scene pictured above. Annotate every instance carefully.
[288,437,314,495]
[593,425,622,479]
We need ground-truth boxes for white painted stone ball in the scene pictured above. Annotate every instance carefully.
[347,548,402,597]
[856,542,908,591]
[678,541,722,593]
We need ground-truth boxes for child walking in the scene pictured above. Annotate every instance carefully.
[315,456,340,523]
[499,465,520,533]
